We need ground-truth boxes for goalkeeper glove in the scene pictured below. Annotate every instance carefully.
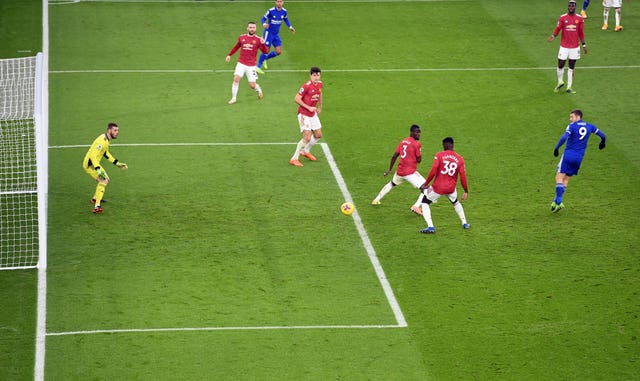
[599,140,606,150]
[96,167,109,180]
[553,148,559,157]
[116,162,128,169]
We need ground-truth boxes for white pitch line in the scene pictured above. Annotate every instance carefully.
[48,142,295,149]
[47,324,403,337]
[48,65,640,74]
[321,143,408,327]
[50,0,470,4]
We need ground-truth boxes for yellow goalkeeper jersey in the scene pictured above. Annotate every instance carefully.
[83,133,117,169]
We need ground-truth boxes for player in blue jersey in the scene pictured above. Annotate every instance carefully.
[580,0,590,18]
[551,109,606,212]
[256,0,295,73]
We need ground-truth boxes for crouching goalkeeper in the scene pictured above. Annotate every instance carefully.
[83,122,128,214]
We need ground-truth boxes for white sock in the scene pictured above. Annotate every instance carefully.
[557,67,565,84]
[231,83,239,99]
[412,193,424,208]
[453,202,467,225]
[254,84,262,94]
[615,10,620,26]
[374,182,394,202]
[603,8,609,24]
[421,203,434,227]
[302,135,319,154]
[567,68,574,89]
[291,139,305,160]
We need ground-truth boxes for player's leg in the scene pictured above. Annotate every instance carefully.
[290,115,311,166]
[614,5,622,31]
[419,187,438,233]
[229,64,244,104]
[447,191,469,229]
[406,173,426,215]
[264,37,282,64]
[257,33,271,70]
[372,173,403,205]
[566,58,577,93]
[300,117,322,161]
[581,0,589,17]
[246,67,263,99]
[603,4,610,30]
[555,51,567,92]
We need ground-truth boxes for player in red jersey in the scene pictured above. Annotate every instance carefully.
[371,124,426,215]
[289,67,323,167]
[418,137,469,233]
[225,22,270,105]
[548,0,587,94]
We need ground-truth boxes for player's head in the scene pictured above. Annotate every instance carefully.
[275,0,284,9]
[107,122,119,139]
[246,22,257,35]
[442,137,454,150]
[309,67,321,82]
[568,0,576,14]
[410,124,421,140]
[570,109,583,122]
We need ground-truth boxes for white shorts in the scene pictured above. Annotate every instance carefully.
[422,185,458,204]
[233,62,258,83]
[298,113,322,132]
[558,46,581,60]
[603,0,622,8]
[392,171,426,189]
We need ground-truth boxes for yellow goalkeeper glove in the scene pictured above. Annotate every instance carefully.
[96,167,109,180]
[116,162,128,169]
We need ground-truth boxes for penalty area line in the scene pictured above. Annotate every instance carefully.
[46,324,404,337]
[321,143,408,327]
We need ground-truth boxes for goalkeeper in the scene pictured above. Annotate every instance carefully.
[83,122,128,214]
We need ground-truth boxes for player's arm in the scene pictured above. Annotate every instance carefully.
[459,163,469,201]
[548,21,561,42]
[420,158,439,190]
[596,129,606,149]
[260,40,270,54]
[384,152,400,176]
[284,15,295,33]
[554,132,570,156]
[226,42,241,62]
[579,22,587,54]
[316,92,322,114]
[295,91,316,113]
[261,12,270,29]
[104,150,128,169]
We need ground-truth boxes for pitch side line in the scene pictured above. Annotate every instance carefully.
[47,324,403,337]
[50,0,470,4]
[49,142,294,149]
[49,65,640,74]
[321,143,408,327]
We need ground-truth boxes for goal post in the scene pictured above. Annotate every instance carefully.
[0,53,48,270]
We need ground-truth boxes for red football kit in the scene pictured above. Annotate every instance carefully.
[553,13,584,48]
[425,150,467,195]
[227,34,269,67]
[297,80,323,117]
[394,137,422,176]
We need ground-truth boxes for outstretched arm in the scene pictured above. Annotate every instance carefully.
[554,132,569,156]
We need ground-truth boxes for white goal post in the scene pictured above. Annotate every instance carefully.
[0,53,48,270]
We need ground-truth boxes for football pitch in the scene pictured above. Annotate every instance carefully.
[2,0,639,380]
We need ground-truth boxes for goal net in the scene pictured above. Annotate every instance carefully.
[0,54,48,270]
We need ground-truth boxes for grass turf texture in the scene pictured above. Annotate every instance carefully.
[2,0,639,379]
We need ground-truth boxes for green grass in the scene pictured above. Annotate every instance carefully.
[2,0,639,380]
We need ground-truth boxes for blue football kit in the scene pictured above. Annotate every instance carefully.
[258,6,293,68]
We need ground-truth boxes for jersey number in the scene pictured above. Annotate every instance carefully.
[441,160,457,176]
[400,144,408,158]
[578,126,588,140]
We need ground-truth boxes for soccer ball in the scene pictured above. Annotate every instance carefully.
[341,202,355,216]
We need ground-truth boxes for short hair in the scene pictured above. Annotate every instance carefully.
[310,66,321,75]
[571,109,583,118]
[247,21,256,26]
[568,0,577,4]
[107,122,118,130]
[442,137,454,145]
[410,124,421,133]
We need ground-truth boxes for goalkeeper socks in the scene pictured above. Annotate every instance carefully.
[554,183,566,204]
[231,83,239,99]
[93,183,107,207]
[567,68,574,89]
